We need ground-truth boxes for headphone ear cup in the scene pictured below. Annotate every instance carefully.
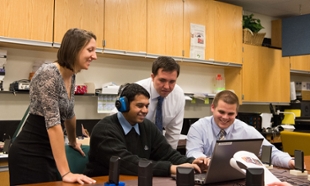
[115,99,122,111]
[115,96,129,112]
[122,96,129,112]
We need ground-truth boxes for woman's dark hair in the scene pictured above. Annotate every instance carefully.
[56,28,96,72]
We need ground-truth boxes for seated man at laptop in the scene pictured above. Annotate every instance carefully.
[186,90,295,169]
[84,83,208,177]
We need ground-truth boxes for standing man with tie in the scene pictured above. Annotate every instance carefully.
[84,83,208,177]
[186,90,296,169]
[136,56,185,149]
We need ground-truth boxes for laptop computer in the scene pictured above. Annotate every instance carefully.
[194,138,264,185]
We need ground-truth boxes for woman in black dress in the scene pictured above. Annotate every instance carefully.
[9,28,97,185]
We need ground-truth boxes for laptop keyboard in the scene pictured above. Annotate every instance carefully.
[194,173,206,185]
[270,169,310,186]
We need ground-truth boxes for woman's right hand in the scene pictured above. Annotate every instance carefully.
[62,172,96,184]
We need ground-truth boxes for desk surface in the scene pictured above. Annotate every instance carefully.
[22,175,137,186]
[22,169,310,186]
[21,175,244,186]
[20,156,310,186]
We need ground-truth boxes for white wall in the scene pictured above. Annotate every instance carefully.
[4,46,300,121]
[1,47,220,120]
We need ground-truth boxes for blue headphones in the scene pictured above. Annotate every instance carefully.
[115,84,129,112]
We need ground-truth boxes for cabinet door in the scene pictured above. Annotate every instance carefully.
[0,171,9,186]
[242,44,290,103]
[54,0,104,48]
[262,48,290,102]
[214,1,242,64]
[271,19,282,48]
[0,0,53,42]
[242,44,262,102]
[183,0,214,60]
[277,56,290,102]
[104,0,146,54]
[290,55,310,72]
[0,160,8,186]
[184,1,242,64]
[147,0,183,57]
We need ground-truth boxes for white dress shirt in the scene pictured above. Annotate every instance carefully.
[186,116,293,168]
[136,77,185,149]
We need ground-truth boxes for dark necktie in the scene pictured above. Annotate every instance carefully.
[155,96,164,132]
[219,129,226,140]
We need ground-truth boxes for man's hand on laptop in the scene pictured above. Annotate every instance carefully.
[192,156,210,172]
[170,157,210,174]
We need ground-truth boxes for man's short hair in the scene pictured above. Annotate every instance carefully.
[119,83,150,105]
[212,90,239,111]
[152,56,180,77]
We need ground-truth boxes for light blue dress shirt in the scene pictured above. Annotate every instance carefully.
[117,112,140,135]
[186,116,293,168]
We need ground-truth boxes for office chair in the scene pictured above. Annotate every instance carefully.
[12,106,30,142]
[65,144,90,174]
[57,144,90,180]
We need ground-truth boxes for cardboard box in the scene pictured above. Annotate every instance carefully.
[301,90,310,101]
[101,85,119,94]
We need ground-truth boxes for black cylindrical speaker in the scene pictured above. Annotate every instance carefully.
[246,167,264,186]
[138,159,153,186]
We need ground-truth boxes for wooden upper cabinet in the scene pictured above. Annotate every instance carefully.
[0,0,53,42]
[290,55,310,72]
[271,19,282,48]
[104,0,146,53]
[214,2,242,64]
[242,44,290,103]
[264,49,290,102]
[54,0,104,48]
[183,0,214,59]
[242,44,262,102]
[147,0,183,57]
[184,1,242,64]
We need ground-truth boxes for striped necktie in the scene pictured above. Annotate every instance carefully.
[219,129,226,140]
[155,96,164,132]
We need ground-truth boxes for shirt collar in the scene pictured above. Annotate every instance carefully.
[150,81,160,100]
[117,112,140,135]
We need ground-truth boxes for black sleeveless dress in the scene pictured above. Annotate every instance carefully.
[9,114,59,185]
[8,63,75,185]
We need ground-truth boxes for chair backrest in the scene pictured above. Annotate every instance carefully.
[12,106,30,142]
[57,144,90,180]
[281,131,310,156]
[66,144,90,174]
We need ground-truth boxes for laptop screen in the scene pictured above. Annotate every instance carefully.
[202,138,264,184]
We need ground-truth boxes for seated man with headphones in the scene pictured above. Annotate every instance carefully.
[84,83,208,177]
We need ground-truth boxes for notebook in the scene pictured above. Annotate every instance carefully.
[194,138,264,185]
